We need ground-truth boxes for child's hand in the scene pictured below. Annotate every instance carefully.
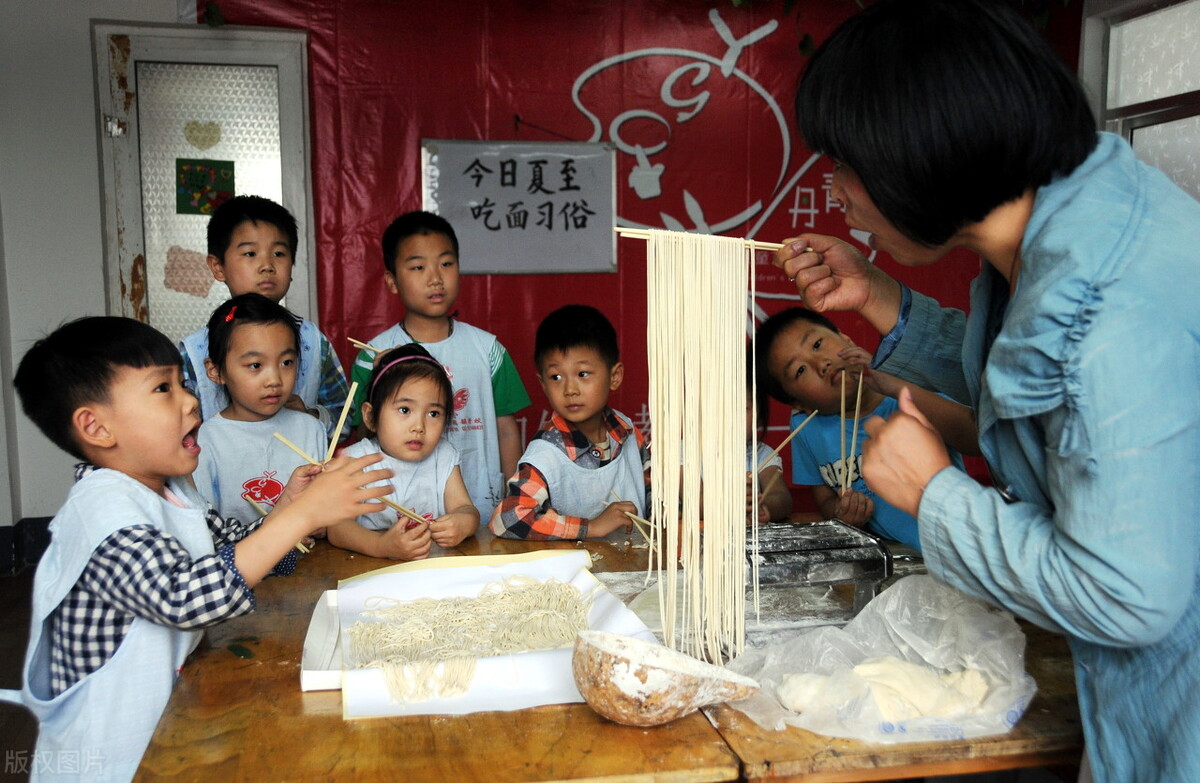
[275,463,323,512]
[589,501,636,538]
[837,346,903,398]
[429,510,478,548]
[289,453,393,532]
[744,473,769,525]
[284,393,319,419]
[376,517,433,560]
[833,488,874,527]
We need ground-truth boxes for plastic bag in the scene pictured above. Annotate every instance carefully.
[725,575,1037,744]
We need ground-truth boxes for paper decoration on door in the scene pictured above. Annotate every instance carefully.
[176,158,234,215]
[423,140,615,274]
[163,245,214,297]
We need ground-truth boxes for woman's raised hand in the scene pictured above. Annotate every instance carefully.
[774,233,902,333]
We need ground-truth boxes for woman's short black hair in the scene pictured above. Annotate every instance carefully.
[796,0,1097,247]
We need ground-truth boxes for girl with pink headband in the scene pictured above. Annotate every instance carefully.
[329,344,479,559]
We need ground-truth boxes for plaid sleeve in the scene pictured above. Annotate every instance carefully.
[488,463,587,540]
[179,341,199,394]
[79,526,256,629]
[316,334,351,436]
[203,505,296,576]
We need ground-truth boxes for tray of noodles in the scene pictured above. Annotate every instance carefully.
[301,550,656,719]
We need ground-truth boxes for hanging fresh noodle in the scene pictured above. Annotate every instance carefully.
[637,227,754,664]
[345,576,594,703]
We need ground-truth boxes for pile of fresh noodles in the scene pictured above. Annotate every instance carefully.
[345,576,593,702]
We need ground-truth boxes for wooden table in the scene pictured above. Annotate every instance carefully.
[136,531,1083,782]
[135,534,742,782]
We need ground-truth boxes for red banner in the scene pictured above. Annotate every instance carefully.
[211,0,1081,503]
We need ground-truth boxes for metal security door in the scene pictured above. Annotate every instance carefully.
[93,22,314,340]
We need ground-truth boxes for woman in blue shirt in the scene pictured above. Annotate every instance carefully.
[775,1,1200,781]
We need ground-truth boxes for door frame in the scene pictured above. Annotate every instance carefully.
[91,21,315,322]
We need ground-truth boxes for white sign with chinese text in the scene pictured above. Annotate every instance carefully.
[423,139,615,274]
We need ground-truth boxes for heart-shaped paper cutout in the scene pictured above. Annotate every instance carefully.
[184,121,221,151]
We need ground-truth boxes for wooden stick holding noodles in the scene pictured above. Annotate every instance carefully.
[845,371,865,492]
[325,381,358,463]
[272,432,426,527]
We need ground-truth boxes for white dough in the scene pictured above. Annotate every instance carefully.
[777,671,831,713]
[778,656,991,722]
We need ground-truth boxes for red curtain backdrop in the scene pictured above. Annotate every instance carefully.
[206,0,1083,505]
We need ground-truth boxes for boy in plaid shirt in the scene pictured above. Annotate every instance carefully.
[4,316,389,782]
[489,305,649,540]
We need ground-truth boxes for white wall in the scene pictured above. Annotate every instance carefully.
[0,1,181,525]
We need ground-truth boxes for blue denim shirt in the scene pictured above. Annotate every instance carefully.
[877,133,1200,783]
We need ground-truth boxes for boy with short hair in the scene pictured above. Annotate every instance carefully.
[349,211,531,517]
[490,304,648,540]
[5,316,389,781]
[179,195,350,438]
[756,307,975,550]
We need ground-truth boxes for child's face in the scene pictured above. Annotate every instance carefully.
[538,346,623,436]
[365,375,447,462]
[88,364,202,492]
[206,321,298,422]
[765,321,858,415]
[207,220,294,302]
[384,232,460,321]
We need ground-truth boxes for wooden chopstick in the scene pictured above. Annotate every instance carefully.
[349,337,379,354]
[607,491,653,544]
[614,226,784,253]
[272,432,424,524]
[840,371,848,491]
[246,496,309,554]
[756,409,818,474]
[845,371,865,492]
[325,381,358,462]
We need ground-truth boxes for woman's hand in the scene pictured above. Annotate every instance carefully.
[862,387,951,517]
[774,233,903,334]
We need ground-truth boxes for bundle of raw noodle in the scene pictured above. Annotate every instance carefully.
[644,228,756,664]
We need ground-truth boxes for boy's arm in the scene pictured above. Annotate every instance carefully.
[81,526,257,629]
[756,465,792,522]
[488,463,588,540]
[845,347,981,457]
[895,383,979,457]
[496,415,522,478]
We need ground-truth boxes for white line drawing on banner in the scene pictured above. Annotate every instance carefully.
[572,8,791,236]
